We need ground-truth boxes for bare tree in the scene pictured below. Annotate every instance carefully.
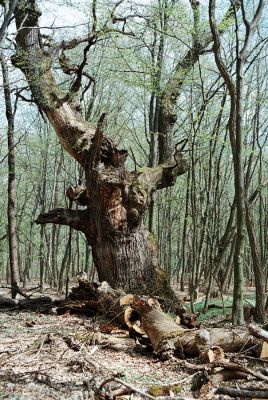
[1,55,20,298]
[209,0,265,324]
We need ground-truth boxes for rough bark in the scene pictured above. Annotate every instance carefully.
[132,297,262,358]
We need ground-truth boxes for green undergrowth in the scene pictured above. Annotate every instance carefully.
[194,293,256,322]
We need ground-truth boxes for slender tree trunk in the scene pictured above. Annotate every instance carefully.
[231,56,246,324]
[245,203,265,323]
[39,225,45,291]
[209,0,265,324]
[1,55,20,298]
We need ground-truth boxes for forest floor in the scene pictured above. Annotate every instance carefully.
[0,283,267,400]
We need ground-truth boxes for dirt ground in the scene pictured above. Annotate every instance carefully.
[0,285,267,400]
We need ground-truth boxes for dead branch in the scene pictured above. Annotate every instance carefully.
[248,323,268,342]
[182,360,268,382]
[215,386,268,398]
[99,377,156,400]
[35,208,90,233]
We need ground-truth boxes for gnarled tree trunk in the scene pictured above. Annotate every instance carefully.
[13,0,188,295]
[13,0,240,295]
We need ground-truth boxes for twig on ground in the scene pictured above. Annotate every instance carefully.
[216,386,268,398]
[163,371,200,386]
[99,377,156,400]
[182,360,268,382]
[245,355,268,364]
[30,335,48,360]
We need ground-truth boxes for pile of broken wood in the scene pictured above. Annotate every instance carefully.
[56,278,268,399]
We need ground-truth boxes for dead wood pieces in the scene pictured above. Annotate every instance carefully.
[0,295,16,308]
[132,298,186,358]
[124,306,145,337]
[58,280,125,321]
[176,308,200,329]
[209,370,249,385]
[18,296,55,312]
[199,345,227,364]
[120,294,146,335]
[63,336,81,351]
[249,323,268,343]
[57,300,99,316]
[119,294,134,306]
[56,280,263,362]
[215,386,268,398]
[182,327,261,358]
[260,342,268,359]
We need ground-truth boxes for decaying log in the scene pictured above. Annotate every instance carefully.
[57,280,125,322]
[182,326,262,357]
[131,297,262,358]
[175,306,200,329]
[57,280,265,359]
[0,295,16,308]
[132,297,186,358]
[209,370,249,385]
[18,296,53,309]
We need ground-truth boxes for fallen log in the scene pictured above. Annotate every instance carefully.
[132,296,262,358]
[61,278,199,329]
[57,280,264,359]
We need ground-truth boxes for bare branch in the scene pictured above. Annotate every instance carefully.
[0,0,19,44]
[92,0,97,32]
[158,0,241,163]
[240,0,265,61]
[136,157,188,194]
[209,0,237,151]
[35,208,89,233]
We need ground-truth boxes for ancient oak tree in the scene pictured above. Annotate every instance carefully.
[13,0,239,295]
